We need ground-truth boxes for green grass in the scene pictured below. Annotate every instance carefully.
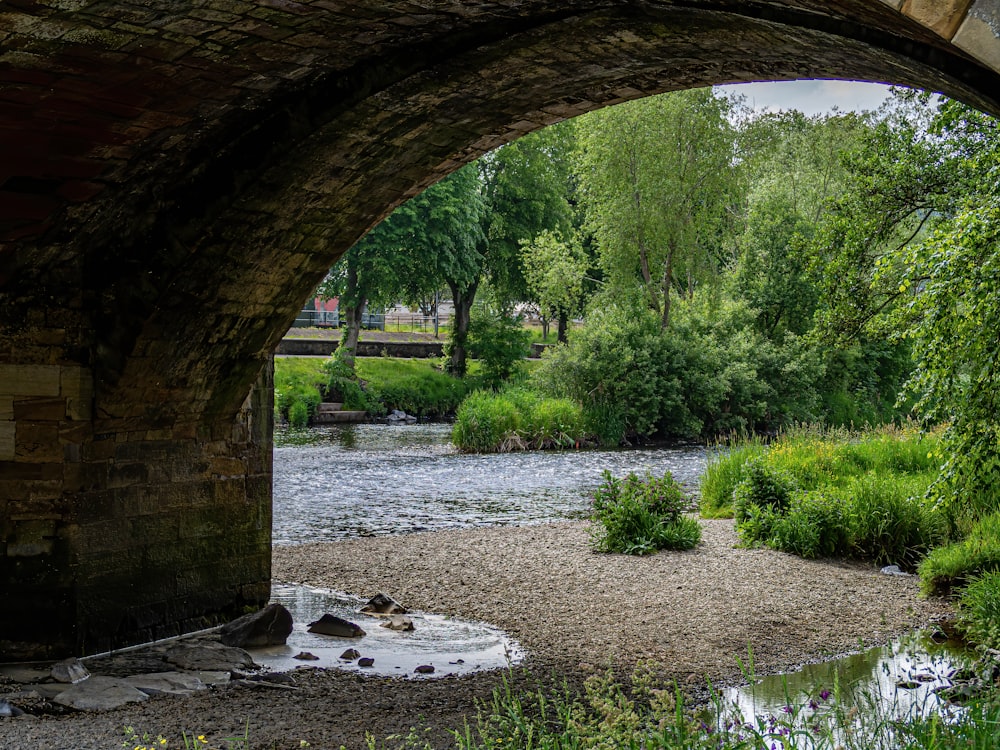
[274,356,479,424]
[451,388,588,452]
[699,425,945,570]
[919,511,1000,596]
[957,570,1000,650]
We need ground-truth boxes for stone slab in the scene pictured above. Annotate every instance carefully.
[53,676,149,711]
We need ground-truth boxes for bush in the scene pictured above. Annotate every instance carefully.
[467,309,531,390]
[452,388,589,452]
[956,571,1000,649]
[589,470,701,555]
[287,399,310,428]
[919,512,1000,596]
[767,490,851,559]
[732,458,796,523]
[847,473,945,569]
[321,354,380,413]
[359,358,472,417]
[699,440,766,518]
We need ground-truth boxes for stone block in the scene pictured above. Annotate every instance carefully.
[0,364,60,397]
[15,422,62,462]
[13,396,66,421]
[954,2,1000,73]
[903,0,971,38]
[7,519,57,557]
[0,421,13,460]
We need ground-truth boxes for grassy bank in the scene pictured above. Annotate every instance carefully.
[274,355,476,426]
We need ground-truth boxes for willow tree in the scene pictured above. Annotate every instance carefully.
[575,88,741,329]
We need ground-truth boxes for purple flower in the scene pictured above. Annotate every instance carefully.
[820,689,831,701]
[782,705,793,714]
[808,699,819,710]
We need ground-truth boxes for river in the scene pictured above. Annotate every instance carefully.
[272,422,709,546]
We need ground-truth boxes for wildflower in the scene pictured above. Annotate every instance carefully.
[782,705,793,714]
[820,689,831,701]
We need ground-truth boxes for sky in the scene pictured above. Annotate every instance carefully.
[714,79,897,116]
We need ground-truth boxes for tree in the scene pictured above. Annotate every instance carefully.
[320,162,486,371]
[479,121,576,309]
[574,88,741,329]
[519,230,588,342]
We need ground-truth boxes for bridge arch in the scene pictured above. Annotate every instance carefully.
[2,0,1000,659]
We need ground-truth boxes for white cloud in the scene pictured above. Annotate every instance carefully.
[714,79,897,116]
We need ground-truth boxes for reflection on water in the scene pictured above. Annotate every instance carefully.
[273,423,708,545]
[718,632,971,733]
[256,583,522,678]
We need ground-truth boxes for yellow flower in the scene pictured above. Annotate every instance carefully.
[199,737,208,745]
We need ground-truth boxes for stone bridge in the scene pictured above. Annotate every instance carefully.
[2,0,1000,660]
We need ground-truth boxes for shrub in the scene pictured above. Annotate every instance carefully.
[847,473,945,569]
[732,458,796,523]
[467,309,531,390]
[452,391,521,453]
[767,490,852,559]
[699,440,766,518]
[287,399,310,428]
[589,470,701,555]
[956,571,1000,649]
[919,512,1000,596]
[321,354,380,413]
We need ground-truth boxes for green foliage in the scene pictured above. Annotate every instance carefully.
[710,426,942,568]
[452,389,587,453]
[321,353,380,413]
[288,399,309,428]
[576,88,740,326]
[731,458,796,523]
[467,308,531,390]
[896,199,1000,517]
[699,441,766,518]
[519,229,589,331]
[919,512,1000,596]
[443,663,1000,750]
[589,470,701,555]
[957,571,1000,649]
[273,356,327,424]
[357,358,472,418]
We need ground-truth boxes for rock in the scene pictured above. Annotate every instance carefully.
[50,658,89,684]
[53,676,149,711]
[307,613,365,638]
[122,672,207,697]
[414,664,435,674]
[340,648,361,660]
[0,666,49,684]
[294,652,320,661]
[386,409,417,423]
[219,603,294,648]
[164,641,256,672]
[880,565,910,576]
[380,615,415,632]
[360,592,408,616]
[0,699,24,717]
[357,657,375,667]
[245,672,295,685]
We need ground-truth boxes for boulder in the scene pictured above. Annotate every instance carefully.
[357,657,375,667]
[360,593,407,616]
[50,658,89,684]
[53,676,149,711]
[0,699,24,717]
[294,652,320,661]
[340,648,361,660]
[307,614,365,638]
[380,615,415,632]
[164,641,256,672]
[122,672,207,697]
[219,603,294,648]
[414,664,435,674]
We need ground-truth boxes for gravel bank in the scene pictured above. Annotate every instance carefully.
[0,520,950,750]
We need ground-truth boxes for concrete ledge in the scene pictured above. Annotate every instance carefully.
[276,339,444,358]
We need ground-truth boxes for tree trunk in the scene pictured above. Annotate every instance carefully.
[340,265,366,369]
[557,311,569,343]
[541,316,549,342]
[447,279,477,376]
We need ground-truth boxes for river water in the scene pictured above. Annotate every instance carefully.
[271,422,972,701]
[273,422,709,546]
